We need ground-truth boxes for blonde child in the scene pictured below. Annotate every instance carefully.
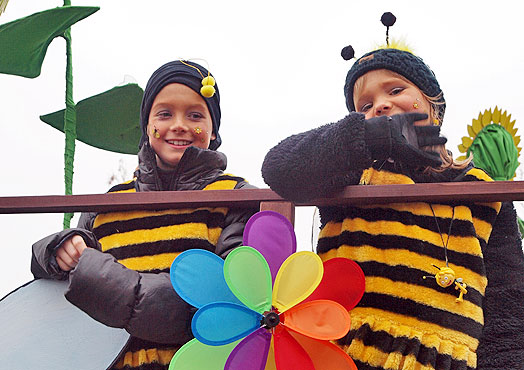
[262,27,524,370]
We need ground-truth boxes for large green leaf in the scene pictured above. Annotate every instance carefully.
[0,6,99,78]
[40,84,144,155]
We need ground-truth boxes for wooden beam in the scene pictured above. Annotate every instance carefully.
[260,201,295,225]
[1,181,523,214]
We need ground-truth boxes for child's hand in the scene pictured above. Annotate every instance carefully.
[414,125,447,148]
[365,113,442,168]
[55,234,88,271]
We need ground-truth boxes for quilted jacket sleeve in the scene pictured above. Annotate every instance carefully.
[476,201,524,369]
[30,212,100,280]
[261,113,372,202]
[31,212,194,344]
[65,248,193,345]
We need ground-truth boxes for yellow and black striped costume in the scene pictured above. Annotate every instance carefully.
[92,174,246,370]
[318,167,500,370]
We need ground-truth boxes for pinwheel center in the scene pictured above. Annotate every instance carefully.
[261,311,280,328]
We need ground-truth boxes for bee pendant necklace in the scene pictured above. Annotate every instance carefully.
[423,205,468,302]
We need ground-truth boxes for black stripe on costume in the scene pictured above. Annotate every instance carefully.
[107,181,135,193]
[468,203,499,225]
[125,338,176,352]
[359,293,483,338]
[93,209,226,239]
[106,238,215,261]
[317,231,486,276]
[342,324,474,370]
[319,206,475,238]
[358,261,483,306]
[202,174,245,188]
[117,363,172,370]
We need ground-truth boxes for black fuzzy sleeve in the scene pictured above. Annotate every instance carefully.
[261,113,372,202]
[476,201,524,369]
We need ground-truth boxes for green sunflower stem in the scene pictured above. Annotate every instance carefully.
[62,25,77,229]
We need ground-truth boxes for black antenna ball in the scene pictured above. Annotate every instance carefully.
[381,12,396,27]
[341,45,355,60]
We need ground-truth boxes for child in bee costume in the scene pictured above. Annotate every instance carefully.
[31,60,257,370]
[262,13,524,370]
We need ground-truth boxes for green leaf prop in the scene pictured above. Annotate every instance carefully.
[0,6,99,78]
[41,84,143,155]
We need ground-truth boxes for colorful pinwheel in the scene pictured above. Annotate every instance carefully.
[169,211,365,370]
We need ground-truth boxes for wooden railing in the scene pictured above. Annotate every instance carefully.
[2,181,524,224]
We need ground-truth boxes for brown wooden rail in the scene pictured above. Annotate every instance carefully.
[2,181,524,224]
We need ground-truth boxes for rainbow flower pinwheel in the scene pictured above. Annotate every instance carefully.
[169,211,365,370]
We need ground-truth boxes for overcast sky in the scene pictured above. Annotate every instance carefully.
[1,0,523,297]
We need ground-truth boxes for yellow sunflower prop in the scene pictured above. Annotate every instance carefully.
[458,106,521,181]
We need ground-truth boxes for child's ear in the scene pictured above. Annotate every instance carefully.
[211,132,216,140]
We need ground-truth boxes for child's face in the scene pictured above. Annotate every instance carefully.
[353,69,431,126]
[147,83,215,170]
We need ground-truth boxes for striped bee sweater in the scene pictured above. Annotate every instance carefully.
[97,174,248,370]
[31,145,257,370]
[318,167,500,370]
[261,113,524,369]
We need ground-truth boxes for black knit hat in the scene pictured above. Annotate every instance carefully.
[342,12,445,119]
[343,48,445,116]
[139,60,222,150]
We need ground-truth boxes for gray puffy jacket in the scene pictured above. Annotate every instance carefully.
[31,144,257,345]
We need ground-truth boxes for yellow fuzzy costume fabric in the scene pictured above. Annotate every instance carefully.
[95,175,243,370]
[318,168,500,370]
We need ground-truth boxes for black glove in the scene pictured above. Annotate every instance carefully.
[364,113,442,168]
[414,125,447,148]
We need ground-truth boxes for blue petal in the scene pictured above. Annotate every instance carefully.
[192,302,262,346]
[170,249,242,308]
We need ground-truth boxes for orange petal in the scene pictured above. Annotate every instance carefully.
[281,300,350,340]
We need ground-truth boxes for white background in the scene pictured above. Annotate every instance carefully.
[1,0,523,297]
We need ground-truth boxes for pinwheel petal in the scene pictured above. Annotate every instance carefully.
[192,302,262,346]
[264,337,277,370]
[287,330,358,370]
[170,249,241,308]
[224,247,272,314]
[225,328,271,370]
[169,338,241,370]
[281,300,350,340]
[272,251,323,312]
[304,258,365,311]
[243,211,296,282]
[273,325,315,370]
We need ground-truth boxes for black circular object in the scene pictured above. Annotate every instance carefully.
[262,311,280,328]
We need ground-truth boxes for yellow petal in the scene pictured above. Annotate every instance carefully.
[492,106,501,123]
[500,111,510,127]
[514,135,521,146]
[458,144,468,153]
[466,125,475,138]
[461,136,473,147]
[472,119,483,135]
[456,155,467,161]
[481,109,492,127]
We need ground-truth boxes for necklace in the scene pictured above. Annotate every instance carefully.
[423,204,468,302]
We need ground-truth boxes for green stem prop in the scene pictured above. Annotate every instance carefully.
[62,0,76,228]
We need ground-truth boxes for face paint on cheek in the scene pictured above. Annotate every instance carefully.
[153,126,160,139]
[194,127,206,143]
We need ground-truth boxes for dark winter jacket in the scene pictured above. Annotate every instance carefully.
[262,113,524,370]
[31,144,257,370]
